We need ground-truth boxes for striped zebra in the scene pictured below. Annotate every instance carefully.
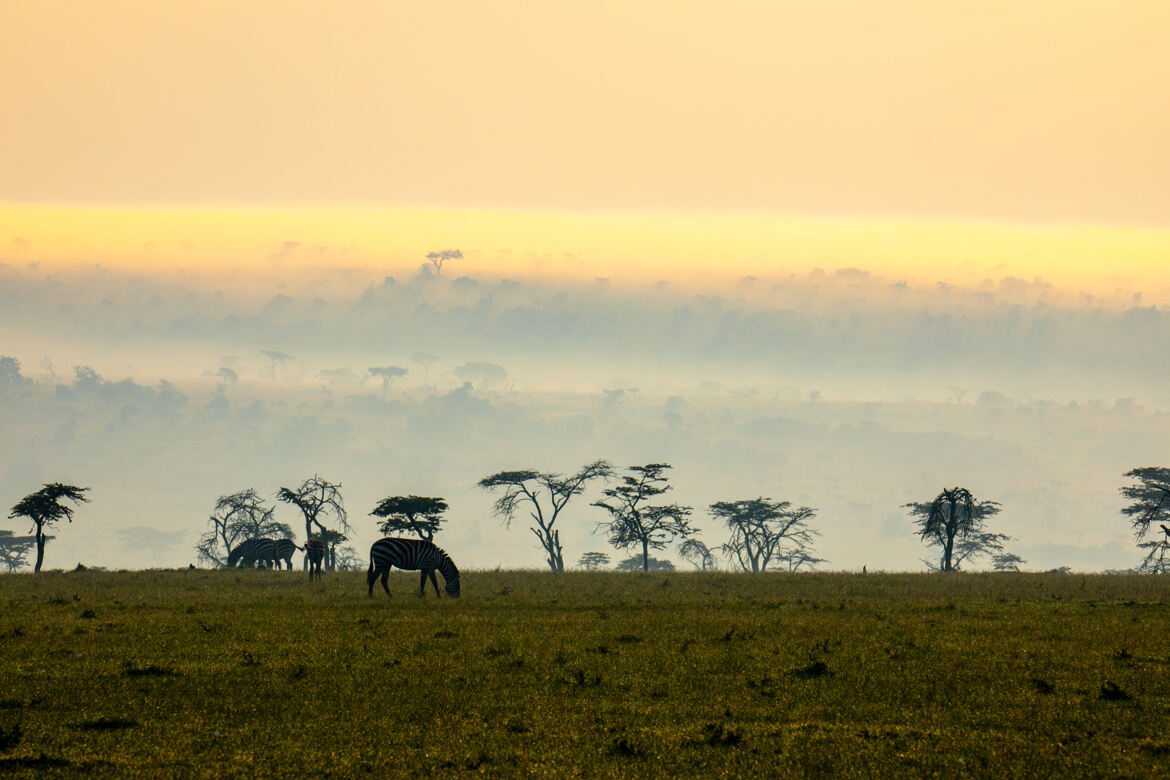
[304,538,325,581]
[226,538,297,569]
[367,538,460,598]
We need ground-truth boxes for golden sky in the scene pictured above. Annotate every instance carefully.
[2,0,1167,224]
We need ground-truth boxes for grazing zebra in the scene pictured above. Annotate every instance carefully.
[227,537,276,568]
[304,538,325,581]
[367,538,460,599]
[226,538,297,569]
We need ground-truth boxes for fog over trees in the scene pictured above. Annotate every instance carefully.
[1,261,1168,571]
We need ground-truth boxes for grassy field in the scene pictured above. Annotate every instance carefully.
[1,570,1169,777]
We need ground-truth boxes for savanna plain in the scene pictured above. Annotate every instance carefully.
[2,570,1169,777]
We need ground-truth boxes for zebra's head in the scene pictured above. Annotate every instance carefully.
[445,575,461,598]
[226,545,243,567]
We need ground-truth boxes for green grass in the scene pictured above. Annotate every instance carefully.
[1,570,1170,776]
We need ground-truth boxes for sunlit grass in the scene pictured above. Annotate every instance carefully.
[1,570,1168,775]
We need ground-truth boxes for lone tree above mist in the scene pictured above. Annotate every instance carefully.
[368,366,408,394]
[261,350,295,381]
[712,497,822,572]
[277,476,349,570]
[196,488,291,567]
[9,483,90,572]
[425,249,462,275]
[370,495,448,542]
[905,487,1007,572]
[478,460,613,572]
[593,463,695,573]
[678,538,718,571]
[1120,467,1170,573]
[577,551,610,570]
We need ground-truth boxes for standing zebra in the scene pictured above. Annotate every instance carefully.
[304,538,325,581]
[368,538,460,598]
[272,538,297,570]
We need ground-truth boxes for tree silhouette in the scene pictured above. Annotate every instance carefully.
[8,483,89,572]
[678,538,718,570]
[0,529,45,571]
[1120,467,1170,573]
[577,551,611,570]
[992,552,1026,572]
[261,350,295,381]
[370,495,448,541]
[196,488,290,567]
[368,366,408,394]
[593,463,695,572]
[478,459,612,572]
[905,487,1006,572]
[425,249,462,275]
[412,352,440,385]
[616,555,675,572]
[712,497,820,572]
[277,476,349,570]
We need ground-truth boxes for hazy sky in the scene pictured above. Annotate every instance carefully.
[3,0,1168,224]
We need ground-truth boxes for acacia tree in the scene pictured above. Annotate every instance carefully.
[1120,467,1170,573]
[678,539,718,571]
[616,556,675,572]
[905,486,1006,572]
[368,366,408,394]
[196,488,290,567]
[992,552,1026,572]
[261,350,295,381]
[370,495,448,541]
[712,497,821,573]
[425,249,462,275]
[8,483,90,572]
[478,459,612,572]
[0,529,44,571]
[578,551,611,570]
[593,463,695,573]
[277,476,349,570]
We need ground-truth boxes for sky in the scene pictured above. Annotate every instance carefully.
[1,1,1168,572]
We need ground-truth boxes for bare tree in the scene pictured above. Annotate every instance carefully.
[1120,467,1170,573]
[905,487,1006,572]
[593,463,695,573]
[478,459,612,572]
[368,366,408,394]
[425,249,462,275]
[577,551,610,570]
[679,538,718,571]
[277,476,349,570]
[711,497,820,572]
[261,350,295,381]
[196,488,290,567]
[8,483,90,572]
[370,495,448,541]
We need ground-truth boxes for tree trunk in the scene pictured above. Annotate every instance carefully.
[642,539,649,572]
[34,525,45,573]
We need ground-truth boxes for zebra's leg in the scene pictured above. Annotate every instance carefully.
[417,570,427,598]
[381,569,392,597]
[429,570,440,598]
[367,564,377,597]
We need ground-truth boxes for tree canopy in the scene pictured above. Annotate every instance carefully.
[479,460,612,571]
[370,495,448,541]
[711,497,821,572]
[593,463,695,572]
[1120,467,1170,573]
[9,483,90,572]
[905,487,1006,572]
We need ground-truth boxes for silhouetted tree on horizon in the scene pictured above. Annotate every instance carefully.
[197,488,291,567]
[0,529,47,571]
[277,476,349,570]
[712,497,821,572]
[616,555,675,572]
[368,366,408,394]
[593,463,695,572]
[577,551,611,570]
[905,486,1006,572]
[679,538,718,571]
[370,495,448,541]
[261,350,295,381]
[479,459,613,572]
[9,483,89,572]
[425,249,462,275]
[1120,467,1170,573]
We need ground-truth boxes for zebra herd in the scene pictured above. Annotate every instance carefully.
[226,536,461,598]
